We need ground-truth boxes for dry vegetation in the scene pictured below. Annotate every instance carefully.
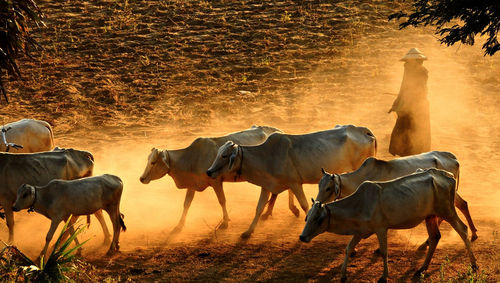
[1,0,500,282]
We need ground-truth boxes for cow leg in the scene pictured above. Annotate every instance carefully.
[290,184,309,214]
[261,193,277,221]
[66,216,83,256]
[40,219,61,260]
[287,189,300,217]
[105,206,121,256]
[418,217,446,251]
[241,188,270,239]
[375,229,389,283]
[446,214,478,270]
[60,217,73,243]
[94,209,112,245]
[415,216,441,277]
[340,235,361,283]
[2,204,14,244]
[454,193,478,242]
[212,183,229,229]
[262,190,299,220]
[171,189,195,234]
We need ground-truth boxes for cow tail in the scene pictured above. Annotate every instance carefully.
[86,215,91,228]
[119,213,127,232]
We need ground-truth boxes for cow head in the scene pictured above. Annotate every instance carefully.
[206,141,240,179]
[316,168,342,203]
[140,148,170,184]
[12,184,36,212]
[300,198,329,243]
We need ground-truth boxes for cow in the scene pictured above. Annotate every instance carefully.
[0,119,54,153]
[316,151,477,243]
[206,125,377,238]
[0,148,94,243]
[12,174,126,257]
[139,125,292,234]
[300,168,477,283]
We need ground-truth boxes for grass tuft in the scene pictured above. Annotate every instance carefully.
[0,217,89,282]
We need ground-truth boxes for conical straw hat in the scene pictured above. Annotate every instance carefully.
[400,48,427,61]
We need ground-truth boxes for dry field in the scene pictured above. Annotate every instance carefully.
[1,0,499,282]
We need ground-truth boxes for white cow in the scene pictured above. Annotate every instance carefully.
[0,119,54,152]
[139,125,291,234]
[316,151,477,242]
[207,125,377,238]
[300,168,477,282]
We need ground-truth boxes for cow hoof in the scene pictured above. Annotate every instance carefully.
[373,248,382,256]
[105,248,119,257]
[471,233,478,242]
[340,275,347,283]
[471,263,479,271]
[75,248,83,257]
[261,213,271,221]
[413,269,425,278]
[377,276,387,283]
[218,222,228,230]
[417,241,428,251]
[240,231,252,239]
[170,225,183,235]
[290,207,300,218]
[349,248,358,257]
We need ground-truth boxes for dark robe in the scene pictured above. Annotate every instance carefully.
[389,61,431,156]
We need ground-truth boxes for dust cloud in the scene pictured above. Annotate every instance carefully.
[3,33,500,258]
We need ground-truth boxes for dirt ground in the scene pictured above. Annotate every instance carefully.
[1,0,500,282]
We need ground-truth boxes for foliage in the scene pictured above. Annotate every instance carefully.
[0,0,45,103]
[389,0,499,56]
[0,219,88,282]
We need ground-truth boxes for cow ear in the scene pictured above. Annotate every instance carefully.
[161,150,170,170]
[228,146,238,170]
[334,176,341,200]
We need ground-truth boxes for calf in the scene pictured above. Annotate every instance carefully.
[300,168,477,282]
[12,174,126,257]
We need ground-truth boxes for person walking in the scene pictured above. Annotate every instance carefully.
[388,48,431,156]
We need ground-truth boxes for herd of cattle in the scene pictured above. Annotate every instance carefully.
[0,119,478,281]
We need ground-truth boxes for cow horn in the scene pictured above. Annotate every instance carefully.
[321,168,326,175]
[311,197,314,204]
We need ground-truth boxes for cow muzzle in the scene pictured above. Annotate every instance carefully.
[299,235,311,243]
[139,176,150,184]
[12,206,20,212]
[206,169,214,178]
